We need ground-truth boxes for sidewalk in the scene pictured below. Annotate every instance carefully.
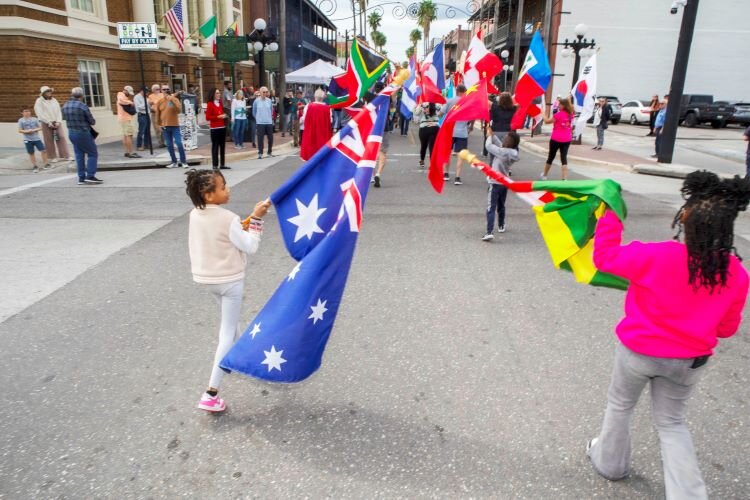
[0,127,297,175]
[520,127,746,179]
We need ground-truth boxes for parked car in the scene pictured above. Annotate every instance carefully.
[725,101,750,126]
[621,100,653,125]
[679,94,735,128]
[586,95,622,124]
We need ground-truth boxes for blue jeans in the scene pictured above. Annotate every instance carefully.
[136,113,149,148]
[162,126,186,164]
[232,119,247,146]
[68,129,98,180]
[486,184,508,233]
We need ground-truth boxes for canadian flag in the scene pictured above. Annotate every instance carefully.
[462,31,503,90]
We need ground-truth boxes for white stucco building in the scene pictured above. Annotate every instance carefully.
[550,0,750,102]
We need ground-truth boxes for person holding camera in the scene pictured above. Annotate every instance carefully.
[157,87,187,168]
[117,85,140,158]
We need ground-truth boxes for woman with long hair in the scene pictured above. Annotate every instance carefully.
[489,92,517,166]
[588,171,750,499]
[205,88,228,169]
[541,97,574,180]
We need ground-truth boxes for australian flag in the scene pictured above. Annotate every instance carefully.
[220,89,393,382]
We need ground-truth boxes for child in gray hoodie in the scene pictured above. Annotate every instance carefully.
[482,126,520,241]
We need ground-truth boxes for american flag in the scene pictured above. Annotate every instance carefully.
[164,0,184,51]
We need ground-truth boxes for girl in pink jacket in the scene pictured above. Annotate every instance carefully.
[587,171,750,499]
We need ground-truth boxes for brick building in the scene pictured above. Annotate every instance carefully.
[0,0,336,146]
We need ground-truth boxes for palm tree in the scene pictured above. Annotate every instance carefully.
[368,11,382,42]
[406,46,415,59]
[409,28,422,57]
[416,0,437,55]
[372,31,387,52]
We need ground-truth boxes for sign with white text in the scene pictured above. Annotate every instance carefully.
[118,22,159,50]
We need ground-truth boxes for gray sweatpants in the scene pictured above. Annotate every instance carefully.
[204,279,244,389]
[596,125,605,147]
[589,342,708,499]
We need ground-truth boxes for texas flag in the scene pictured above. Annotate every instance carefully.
[510,31,552,130]
[462,31,503,90]
[572,53,597,138]
[220,90,393,382]
[421,40,446,103]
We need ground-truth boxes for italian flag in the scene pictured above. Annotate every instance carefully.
[460,151,630,290]
[198,15,217,55]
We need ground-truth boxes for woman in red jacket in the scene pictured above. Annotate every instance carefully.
[205,88,228,169]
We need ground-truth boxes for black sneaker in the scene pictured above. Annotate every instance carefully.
[85,176,103,184]
[418,161,424,171]
[77,179,86,185]
[454,177,462,185]
[373,175,381,188]
[498,224,506,233]
[220,165,231,170]
[443,172,450,181]
[482,233,494,242]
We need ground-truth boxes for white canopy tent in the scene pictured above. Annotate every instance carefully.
[285,59,344,85]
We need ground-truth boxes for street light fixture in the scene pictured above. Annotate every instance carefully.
[554,23,596,88]
[246,17,279,88]
[500,50,511,91]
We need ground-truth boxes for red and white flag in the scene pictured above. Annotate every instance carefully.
[462,31,503,90]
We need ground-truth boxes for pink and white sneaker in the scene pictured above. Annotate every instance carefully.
[197,393,226,412]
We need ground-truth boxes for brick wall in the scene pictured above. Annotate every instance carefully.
[25,0,66,9]
[0,5,67,24]
[0,35,236,122]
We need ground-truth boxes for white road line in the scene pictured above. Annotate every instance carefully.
[0,175,77,198]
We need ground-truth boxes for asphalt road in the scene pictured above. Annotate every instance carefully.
[1,131,749,498]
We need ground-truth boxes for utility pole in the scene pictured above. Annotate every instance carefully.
[511,0,525,91]
[658,0,700,164]
[278,0,287,122]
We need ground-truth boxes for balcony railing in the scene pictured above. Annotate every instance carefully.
[302,28,335,57]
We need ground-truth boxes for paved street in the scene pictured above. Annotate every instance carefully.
[1,131,749,498]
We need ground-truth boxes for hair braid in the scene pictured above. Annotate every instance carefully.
[673,171,750,292]
[184,169,223,209]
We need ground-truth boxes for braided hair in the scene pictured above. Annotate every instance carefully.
[672,170,750,292]
[185,169,224,209]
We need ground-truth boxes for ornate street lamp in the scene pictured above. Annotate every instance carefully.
[246,18,279,88]
[555,22,596,88]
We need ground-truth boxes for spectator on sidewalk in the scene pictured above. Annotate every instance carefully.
[117,85,140,158]
[157,86,187,169]
[292,89,307,147]
[300,89,332,161]
[282,90,293,137]
[62,87,102,185]
[245,88,257,149]
[253,86,274,159]
[652,95,669,159]
[206,87,228,170]
[18,105,49,173]
[647,94,660,136]
[148,84,165,148]
[231,90,247,149]
[592,97,612,151]
[134,87,149,151]
[34,86,71,163]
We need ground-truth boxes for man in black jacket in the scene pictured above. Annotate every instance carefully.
[593,97,612,150]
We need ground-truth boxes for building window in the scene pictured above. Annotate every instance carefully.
[71,0,95,13]
[154,0,169,31]
[78,60,107,109]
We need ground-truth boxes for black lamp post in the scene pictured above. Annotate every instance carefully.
[245,18,279,88]
[555,23,596,88]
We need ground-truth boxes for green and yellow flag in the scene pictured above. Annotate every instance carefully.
[531,179,629,290]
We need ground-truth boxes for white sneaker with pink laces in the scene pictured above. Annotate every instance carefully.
[197,393,226,412]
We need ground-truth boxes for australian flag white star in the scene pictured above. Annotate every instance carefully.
[220,88,393,382]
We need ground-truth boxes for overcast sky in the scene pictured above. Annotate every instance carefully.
[321,0,475,62]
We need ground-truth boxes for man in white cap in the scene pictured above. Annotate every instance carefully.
[117,85,140,158]
[34,86,72,163]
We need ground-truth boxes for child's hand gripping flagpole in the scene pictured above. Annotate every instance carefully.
[241,198,272,230]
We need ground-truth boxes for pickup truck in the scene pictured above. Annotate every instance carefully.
[679,94,735,128]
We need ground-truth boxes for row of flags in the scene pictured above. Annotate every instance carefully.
[162,0,240,54]
[212,26,611,386]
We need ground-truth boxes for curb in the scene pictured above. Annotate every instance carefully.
[520,140,635,172]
